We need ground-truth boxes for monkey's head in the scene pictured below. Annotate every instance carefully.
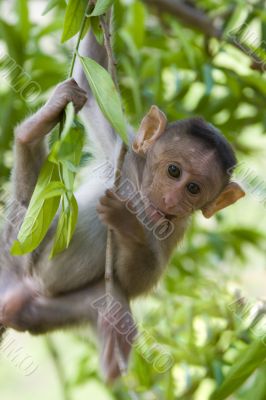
[132,106,245,220]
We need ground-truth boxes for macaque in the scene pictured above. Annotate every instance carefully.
[0,26,245,382]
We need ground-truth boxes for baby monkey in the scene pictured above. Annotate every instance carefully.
[0,29,245,381]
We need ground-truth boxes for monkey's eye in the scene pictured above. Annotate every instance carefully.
[187,182,200,195]
[168,164,181,179]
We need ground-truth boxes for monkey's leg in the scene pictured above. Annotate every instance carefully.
[1,279,136,381]
[1,280,134,334]
[14,79,87,206]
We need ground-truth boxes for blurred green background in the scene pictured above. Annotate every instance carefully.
[0,0,265,399]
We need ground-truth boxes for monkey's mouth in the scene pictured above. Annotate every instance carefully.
[143,196,178,223]
[147,207,176,223]
[158,211,177,221]
[164,213,177,221]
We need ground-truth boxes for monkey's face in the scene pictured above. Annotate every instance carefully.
[133,107,244,220]
[141,135,224,219]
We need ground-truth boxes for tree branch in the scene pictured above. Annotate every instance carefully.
[100,15,119,90]
[100,13,128,377]
[99,14,128,299]
[144,0,265,72]
[144,0,221,38]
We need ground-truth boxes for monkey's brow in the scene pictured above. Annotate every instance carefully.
[177,157,219,184]
[165,151,214,174]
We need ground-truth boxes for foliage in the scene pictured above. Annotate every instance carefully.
[11,103,85,257]
[10,0,127,256]
[0,1,265,399]
[79,55,127,142]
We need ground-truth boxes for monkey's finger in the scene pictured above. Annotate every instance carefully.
[71,93,88,113]
[106,189,127,202]
[72,86,88,96]
[71,86,88,97]
[99,195,121,209]
[73,102,87,114]
[98,191,125,209]
[96,206,116,227]
[105,189,117,198]
[66,78,88,94]
[96,211,108,225]
[105,189,125,203]
[96,203,110,214]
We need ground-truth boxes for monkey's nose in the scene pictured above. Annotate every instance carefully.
[163,193,177,210]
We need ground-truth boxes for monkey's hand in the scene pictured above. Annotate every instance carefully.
[98,295,137,383]
[16,79,88,145]
[43,78,88,123]
[97,189,146,244]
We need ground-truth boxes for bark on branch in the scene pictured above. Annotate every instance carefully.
[144,0,221,38]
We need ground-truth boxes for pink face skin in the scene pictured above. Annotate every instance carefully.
[140,134,225,220]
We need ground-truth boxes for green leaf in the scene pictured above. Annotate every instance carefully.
[49,103,84,167]
[81,16,91,40]
[203,64,213,95]
[262,22,266,51]
[223,2,246,37]
[42,0,61,16]
[243,364,266,400]
[0,20,25,64]
[79,55,128,143]
[61,0,88,43]
[91,16,104,45]
[61,102,75,139]
[166,371,175,400]
[50,195,79,258]
[57,115,85,190]
[16,0,30,43]
[90,0,114,17]
[46,110,85,257]
[126,1,145,48]
[58,118,85,166]
[11,174,66,255]
[25,159,60,206]
[210,340,266,400]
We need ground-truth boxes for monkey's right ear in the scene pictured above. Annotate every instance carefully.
[201,182,245,218]
[132,105,167,156]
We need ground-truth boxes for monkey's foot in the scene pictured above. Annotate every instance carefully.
[98,306,137,382]
[0,282,37,332]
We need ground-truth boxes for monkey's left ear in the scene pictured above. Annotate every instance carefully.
[132,105,167,156]
[201,182,245,218]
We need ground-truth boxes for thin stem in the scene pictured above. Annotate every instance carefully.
[60,2,91,137]
[68,2,92,78]
[104,142,127,294]
[45,336,71,400]
[100,11,129,378]
[100,15,119,90]
[100,10,128,295]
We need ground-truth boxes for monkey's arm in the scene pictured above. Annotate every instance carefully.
[13,79,87,206]
[73,28,119,159]
[97,190,162,297]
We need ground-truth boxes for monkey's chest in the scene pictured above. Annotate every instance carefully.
[34,183,108,295]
